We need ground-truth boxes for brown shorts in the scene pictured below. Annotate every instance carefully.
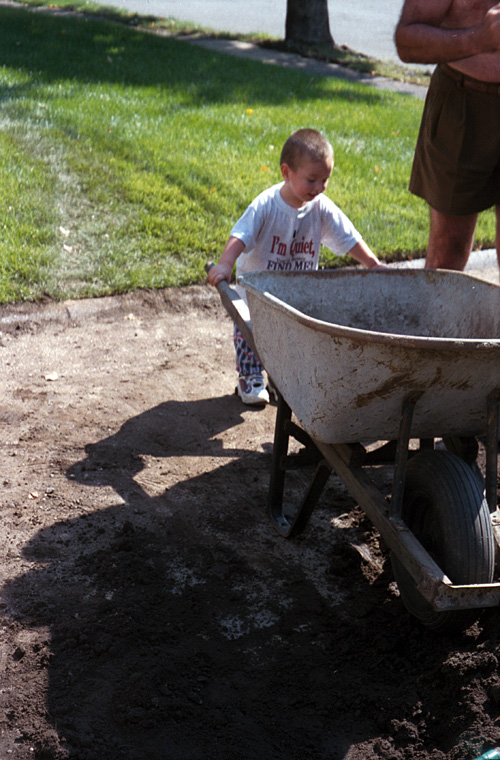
[410,64,500,215]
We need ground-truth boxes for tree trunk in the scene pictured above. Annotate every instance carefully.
[285,0,334,47]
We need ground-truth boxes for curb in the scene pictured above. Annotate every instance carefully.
[0,295,133,331]
[1,252,497,333]
[0,286,223,333]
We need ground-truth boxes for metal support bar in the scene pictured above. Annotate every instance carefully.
[285,419,312,445]
[268,392,331,538]
[390,393,422,519]
[486,390,500,513]
[281,460,332,538]
[268,393,292,534]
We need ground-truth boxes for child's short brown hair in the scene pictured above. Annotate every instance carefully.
[280,128,333,170]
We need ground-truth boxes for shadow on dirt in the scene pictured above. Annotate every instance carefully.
[4,394,500,759]
[66,394,266,505]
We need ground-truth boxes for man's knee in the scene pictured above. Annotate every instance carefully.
[426,209,477,270]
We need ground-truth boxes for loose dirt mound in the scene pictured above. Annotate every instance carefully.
[0,286,499,760]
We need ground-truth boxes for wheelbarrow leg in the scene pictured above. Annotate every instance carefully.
[268,392,291,532]
[486,390,500,513]
[390,392,422,519]
[268,392,331,538]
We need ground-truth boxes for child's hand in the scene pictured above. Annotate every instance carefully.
[372,263,390,270]
[208,237,245,286]
[207,263,233,287]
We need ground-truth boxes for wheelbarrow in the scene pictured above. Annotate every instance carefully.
[208,264,500,633]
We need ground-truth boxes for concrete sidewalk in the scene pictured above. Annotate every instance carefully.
[187,36,429,99]
[393,249,498,285]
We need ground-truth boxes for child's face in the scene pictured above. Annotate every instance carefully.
[280,156,333,208]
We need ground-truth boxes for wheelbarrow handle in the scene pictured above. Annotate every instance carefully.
[205,261,260,359]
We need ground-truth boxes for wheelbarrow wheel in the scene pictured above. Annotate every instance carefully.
[390,449,494,634]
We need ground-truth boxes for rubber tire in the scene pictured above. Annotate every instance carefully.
[390,449,494,634]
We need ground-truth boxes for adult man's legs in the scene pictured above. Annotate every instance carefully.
[425,207,478,271]
[496,205,500,269]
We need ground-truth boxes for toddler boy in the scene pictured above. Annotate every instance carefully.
[208,128,386,404]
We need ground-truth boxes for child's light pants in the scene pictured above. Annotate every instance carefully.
[233,325,264,377]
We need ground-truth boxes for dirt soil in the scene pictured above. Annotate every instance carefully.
[0,285,500,760]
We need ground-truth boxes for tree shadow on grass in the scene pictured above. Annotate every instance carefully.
[0,5,391,108]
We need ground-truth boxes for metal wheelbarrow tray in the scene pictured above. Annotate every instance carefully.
[216,267,500,632]
[241,268,500,443]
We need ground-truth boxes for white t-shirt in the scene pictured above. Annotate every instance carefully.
[232,182,362,298]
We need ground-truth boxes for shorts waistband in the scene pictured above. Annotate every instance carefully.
[439,63,500,95]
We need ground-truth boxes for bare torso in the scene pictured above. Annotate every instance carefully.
[444,0,500,80]
[396,0,500,81]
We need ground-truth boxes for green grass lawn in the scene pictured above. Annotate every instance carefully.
[0,3,495,303]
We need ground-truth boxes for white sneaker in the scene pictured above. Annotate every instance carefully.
[237,374,270,405]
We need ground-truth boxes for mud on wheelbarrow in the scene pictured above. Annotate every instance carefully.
[208,264,500,634]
